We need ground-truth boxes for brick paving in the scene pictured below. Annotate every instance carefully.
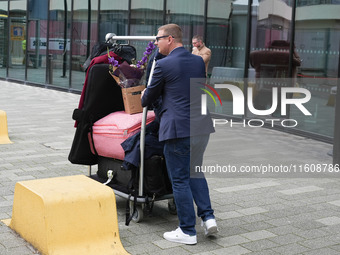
[0,80,339,255]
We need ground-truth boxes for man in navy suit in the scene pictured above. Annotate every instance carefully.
[142,24,218,244]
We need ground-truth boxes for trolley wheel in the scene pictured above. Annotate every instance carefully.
[130,203,144,223]
[168,198,177,215]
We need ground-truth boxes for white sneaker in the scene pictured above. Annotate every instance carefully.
[163,227,197,245]
[201,218,218,236]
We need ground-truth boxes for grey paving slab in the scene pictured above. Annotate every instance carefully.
[298,236,339,250]
[241,230,277,242]
[0,80,339,255]
[156,246,195,255]
[211,245,252,255]
[268,233,306,246]
[316,216,340,226]
[241,222,275,233]
[240,239,280,252]
[271,243,311,255]
[302,248,340,255]
[295,228,331,240]
[212,234,251,247]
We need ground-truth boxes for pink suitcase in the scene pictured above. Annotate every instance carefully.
[89,111,156,160]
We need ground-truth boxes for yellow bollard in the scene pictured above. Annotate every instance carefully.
[0,110,13,144]
[2,175,129,255]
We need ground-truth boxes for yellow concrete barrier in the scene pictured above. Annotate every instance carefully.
[0,110,13,144]
[2,175,129,255]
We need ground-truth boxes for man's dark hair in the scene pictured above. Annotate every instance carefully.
[192,35,204,43]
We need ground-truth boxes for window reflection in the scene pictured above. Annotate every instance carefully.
[8,0,26,81]
[293,2,339,137]
[208,0,254,116]
[166,0,204,49]
[26,0,48,85]
[71,0,98,90]
[129,0,163,66]
[247,0,294,118]
[207,0,232,72]
[0,2,8,78]
[99,0,128,40]
[49,0,71,87]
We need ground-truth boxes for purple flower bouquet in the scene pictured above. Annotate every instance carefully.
[108,41,156,88]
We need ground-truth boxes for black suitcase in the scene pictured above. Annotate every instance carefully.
[96,155,172,198]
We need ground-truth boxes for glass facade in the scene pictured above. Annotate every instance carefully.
[27,0,48,85]
[8,0,26,81]
[0,0,339,143]
[0,2,8,78]
[294,1,339,138]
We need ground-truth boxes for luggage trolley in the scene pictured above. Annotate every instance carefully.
[88,35,176,223]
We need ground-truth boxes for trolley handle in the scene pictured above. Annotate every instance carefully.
[106,34,156,42]
[139,59,156,197]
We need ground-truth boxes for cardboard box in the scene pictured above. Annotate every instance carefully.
[121,85,145,114]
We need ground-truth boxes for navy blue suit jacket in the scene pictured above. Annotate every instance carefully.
[142,47,214,142]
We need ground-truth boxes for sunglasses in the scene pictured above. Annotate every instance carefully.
[155,35,174,42]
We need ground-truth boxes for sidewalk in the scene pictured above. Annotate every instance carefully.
[0,80,339,255]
